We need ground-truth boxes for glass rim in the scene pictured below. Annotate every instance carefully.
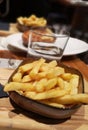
[30,28,70,38]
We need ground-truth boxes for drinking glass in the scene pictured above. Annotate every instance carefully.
[27,26,69,60]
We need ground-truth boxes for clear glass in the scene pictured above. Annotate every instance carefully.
[27,26,69,60]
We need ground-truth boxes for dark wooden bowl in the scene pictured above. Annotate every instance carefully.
[16,23,32,32]
[17,23,47,32]
[8,58,84,119]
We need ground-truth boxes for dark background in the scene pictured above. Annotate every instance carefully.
[0,0,74,24]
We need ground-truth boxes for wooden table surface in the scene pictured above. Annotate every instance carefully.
[0,24,88,130]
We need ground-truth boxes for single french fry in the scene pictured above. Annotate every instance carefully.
[34,72,47,80]
[57,77,65,89]
[51,94,88,104]
[39,100,65,108]
[64,81,72,93]
[70,74,79,94]
[4,82,35,92]
[61,73,72,81]
[12,72,22,82]
[24,91,37,99]
[34,78,47,92]
[21,75,32,82]
[45,78,57,90]
[18,60,37,73]
[46,69,54,79]
[40,63,49,72]
[29,58,45,79]
[54,67,65,76]
[29,88,68,100]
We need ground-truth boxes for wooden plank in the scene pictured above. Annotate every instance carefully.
[0,31,13,37]
[0,68,14,85]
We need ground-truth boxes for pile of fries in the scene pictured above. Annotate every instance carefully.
[17,14,47,27]
[4,58,88,108]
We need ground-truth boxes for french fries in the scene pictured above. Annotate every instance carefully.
[4,58,88,108]
[4,82,35,92]
[17,14,47,27]
[25,88,67,100]
[50,94,88,104]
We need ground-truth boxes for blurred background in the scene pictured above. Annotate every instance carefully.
[0,0,88,63]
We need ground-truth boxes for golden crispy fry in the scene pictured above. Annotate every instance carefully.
[64,81,71,92]
[27,88,68,100]
[4,82,35,92]
[34,78,47,92]
[54,67,65,76]
[48,60,57,67]
[40,63,49,72]
[21,75,32,82]
[70,74,79,94]
[61,73,72,81]
[46,69,56,79]
[24,91,37,99]
[46,67,64,79]
[12,72,22,82]
[35,72,47,80]
[45,78,57,90]
[45,102,65,108]
[51,94,88,104]
[57,77,65,89]
[18,60,37,73]
[29,58,45,79]
[39,100,65,108]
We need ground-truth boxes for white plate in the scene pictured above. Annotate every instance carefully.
[6,33,27,52]
[6,33,88,56]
